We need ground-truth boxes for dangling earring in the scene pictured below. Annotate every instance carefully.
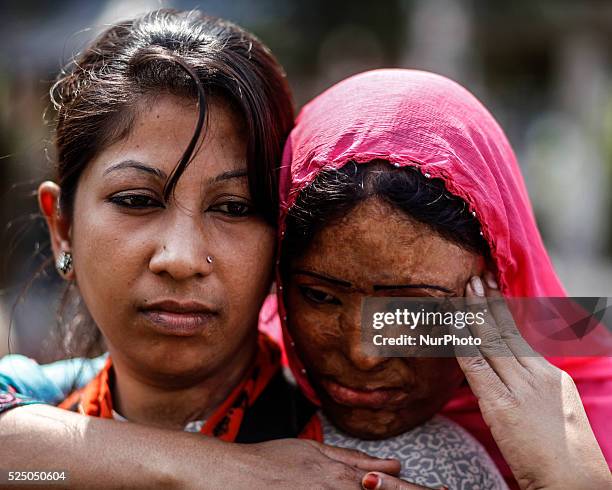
[56,251,73,276]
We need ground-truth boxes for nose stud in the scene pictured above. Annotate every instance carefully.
[206,255,214,264]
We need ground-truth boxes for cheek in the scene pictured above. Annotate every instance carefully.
[216,222,275,309]
[410,359,464,397]
[70,199,148,319]
[285,289,343,364]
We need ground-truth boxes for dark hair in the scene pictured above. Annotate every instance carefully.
[282,161,489,268]
[52,8,293,224]
[43,9,293,360]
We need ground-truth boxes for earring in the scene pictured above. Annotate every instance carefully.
[206,255,214,264]
[56,251,73,275]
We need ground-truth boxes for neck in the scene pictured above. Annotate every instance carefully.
[108,332,258,430]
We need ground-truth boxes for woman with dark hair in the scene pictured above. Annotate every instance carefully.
[0,10,413,489]
[268,68,611,489]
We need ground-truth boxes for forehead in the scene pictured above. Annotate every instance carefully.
[86,94,246,180]
[295,198,477,289]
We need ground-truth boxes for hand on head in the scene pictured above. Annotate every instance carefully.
[456,272,611,490]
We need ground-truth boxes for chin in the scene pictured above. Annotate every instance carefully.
[144,357,208,377]
[324,401,439,440]
[128,345,223,381]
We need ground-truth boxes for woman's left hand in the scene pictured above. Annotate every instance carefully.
[456,273,611,490]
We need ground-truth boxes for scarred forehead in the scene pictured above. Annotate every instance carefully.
[293,197,482,295]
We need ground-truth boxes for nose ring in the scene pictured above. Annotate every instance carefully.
[206,255,214,264]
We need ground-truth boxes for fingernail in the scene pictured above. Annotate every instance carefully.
[484,271,498,289]
[470,276,485,296]
[362,473,381,490]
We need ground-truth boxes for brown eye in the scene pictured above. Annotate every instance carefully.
[299,285,341,305]
[210,201,253,217]
[109,193,163,209]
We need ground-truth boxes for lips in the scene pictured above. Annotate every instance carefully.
[139,299,217,336]
[320,378,409,409]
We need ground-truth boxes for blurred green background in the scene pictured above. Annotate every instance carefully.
[1,0,612,360]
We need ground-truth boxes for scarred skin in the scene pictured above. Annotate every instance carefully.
[285,196,611,489]
[286,197,484,439]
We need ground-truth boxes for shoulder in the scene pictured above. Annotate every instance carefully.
[322,414,508,490]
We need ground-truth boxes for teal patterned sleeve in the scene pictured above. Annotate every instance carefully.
[0,354,107,413]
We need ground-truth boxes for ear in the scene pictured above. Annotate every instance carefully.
[38,181,73,279]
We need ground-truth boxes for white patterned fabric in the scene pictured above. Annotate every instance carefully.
[321,413,508,490]
[111,409,205,433]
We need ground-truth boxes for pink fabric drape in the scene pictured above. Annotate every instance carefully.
[260,69,611,483]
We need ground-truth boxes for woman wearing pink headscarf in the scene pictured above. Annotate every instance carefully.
[265,68,611,489]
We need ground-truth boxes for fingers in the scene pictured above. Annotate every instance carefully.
[454,286,498,394]
[465,277,508,360]
[465,278,524,383]
[455,348,508,404]
[483,272,544,370]
[362,472,441,490]
[318,443,401,476]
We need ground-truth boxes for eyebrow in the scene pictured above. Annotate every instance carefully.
[372,284,454,293]
[292,269,352,288]
[292,269,453,293]
[209,169,248,184]
[103,160,167,179]
[103,161,248,184]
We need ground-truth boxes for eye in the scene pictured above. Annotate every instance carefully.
[108,193,163,209]
[210,201,253,217]
[298,285,341,305]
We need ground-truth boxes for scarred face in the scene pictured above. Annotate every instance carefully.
[286,197,484,439]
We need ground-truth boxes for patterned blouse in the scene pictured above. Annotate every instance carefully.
[321,412,508,490]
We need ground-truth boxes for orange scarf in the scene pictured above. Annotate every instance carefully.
[59,333,280,442]
[298,414,323,441]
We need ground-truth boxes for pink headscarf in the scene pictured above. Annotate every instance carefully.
[260,69,611,483]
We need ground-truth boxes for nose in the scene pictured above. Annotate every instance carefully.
[148,211,212,281]
[343,308,388,372]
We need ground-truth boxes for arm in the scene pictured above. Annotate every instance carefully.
[0,356,427,488]
[1,402,427,489]
[457,274,611,490]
